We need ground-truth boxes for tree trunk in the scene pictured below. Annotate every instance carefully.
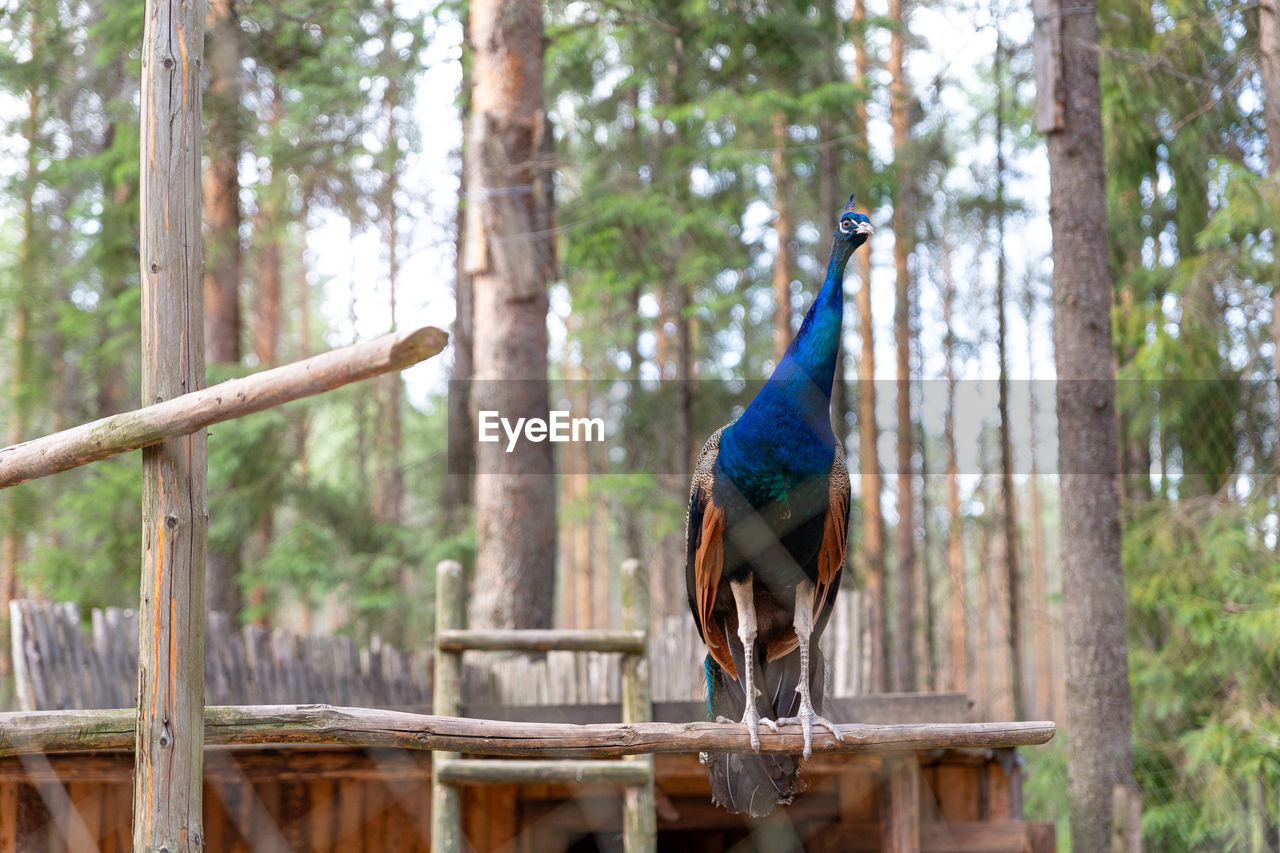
[1044,0,1136,845]
[444,178,475,537]
[852,0,886,694]
[993,38,1025,721]
[375,67,404,528]
[204,0,242,365]
[466,0,557,630]
[204,0,244,620]
[974,473,992,720]
[295,195,312,482]
[941,235,967,695]
[888,0,916,694]
[248,120,283,627]
[1261,0,1280,518]
[2,75,40,624]
[1024,286,1054,721]
[771,111,795,364]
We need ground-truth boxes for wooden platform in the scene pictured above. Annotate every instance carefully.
[0,742,1053,852]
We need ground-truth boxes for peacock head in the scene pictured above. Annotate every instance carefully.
[837,193,874,249]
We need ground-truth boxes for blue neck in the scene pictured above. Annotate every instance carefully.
[718,235,856,490]
[778,235,856,396]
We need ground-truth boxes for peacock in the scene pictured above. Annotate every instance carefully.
[685,194,872,816]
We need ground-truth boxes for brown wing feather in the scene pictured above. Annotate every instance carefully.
[764,440,850,662]
[814,441,850,624]
[688,427,738,680]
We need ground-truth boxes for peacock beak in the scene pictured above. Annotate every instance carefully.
[855,221,874,236]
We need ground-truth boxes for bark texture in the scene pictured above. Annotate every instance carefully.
[466,0,557,630]
[888,0,917,694]
[136,1,208,847]
[852,0,886,694]
[203,0,245,621]
[771,111,796,364]
[1044,0,1135,847]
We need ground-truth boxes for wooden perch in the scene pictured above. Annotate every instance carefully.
[0,326,448,489]
[437,628,647,654]
[0,704,1055,759]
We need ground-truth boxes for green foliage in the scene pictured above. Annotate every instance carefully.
[1023,739,1071,849]
[23,457,141,609]
[1126,499,1280,850]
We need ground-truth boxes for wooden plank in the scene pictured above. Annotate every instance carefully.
[921,820,1037,852]
[437,628,646,654]
[67,782,101,847]
[361,777,389,853]
[620,559,656,853]
[932,764,980,823]
[437,759,653,786]
[489,784,517,851]
[987,758,1013,820]
[838,767,877,823]
[8,602,33,712]
[431,560,464,853]
[881,757,920,852]
[98,783,124,853]
[815,819,1047,852]
[202,779,229,853]
[304,779,337,853]
[0,705,1056,758]
[279,778,308,852]
[334,778,362,849]
[0,781,16,853]
[133,0,207,849]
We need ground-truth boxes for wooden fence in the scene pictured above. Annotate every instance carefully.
[8,601,430,712]
[10,594,868,713]
[465,588,867,705]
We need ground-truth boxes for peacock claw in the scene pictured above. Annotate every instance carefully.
[775,707,845,759]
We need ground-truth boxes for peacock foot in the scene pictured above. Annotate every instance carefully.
[776,704,845,759]
[716,707,778,751]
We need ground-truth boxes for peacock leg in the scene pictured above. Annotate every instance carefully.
[776,579,845,759]
[727,576,776,751]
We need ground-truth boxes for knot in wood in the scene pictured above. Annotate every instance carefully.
[164,514,179,530]
[162,55,175,70]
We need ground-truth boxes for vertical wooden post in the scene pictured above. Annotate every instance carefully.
[135,0,207,850]
[880,757,920,853]
[432,560,464,853]
[621,559,655,853]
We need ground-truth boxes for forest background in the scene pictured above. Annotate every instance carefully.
[1,0,1277,849]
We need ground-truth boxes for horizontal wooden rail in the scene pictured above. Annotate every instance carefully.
[436,628,647,654]
[435,758,652,786]
[0,326,449,489]
[0,704,1055,759]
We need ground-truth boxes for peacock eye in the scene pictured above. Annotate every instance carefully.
[839,219,852,234]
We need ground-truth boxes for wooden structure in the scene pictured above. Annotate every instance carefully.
[0,565,1056,850]
[432,558,655,853]
[0,744,1051,851]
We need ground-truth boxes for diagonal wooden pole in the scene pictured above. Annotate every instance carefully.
[0,326,447,489]
[135,0,207,849]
